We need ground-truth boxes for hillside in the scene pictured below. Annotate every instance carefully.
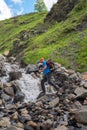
[0,0,87,72]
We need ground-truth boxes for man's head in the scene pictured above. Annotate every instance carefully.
[39,57,44,63]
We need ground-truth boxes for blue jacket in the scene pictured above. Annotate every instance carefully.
[42,60,51,75]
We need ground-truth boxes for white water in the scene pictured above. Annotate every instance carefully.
[16,73,40,102]
[0,62,40,102]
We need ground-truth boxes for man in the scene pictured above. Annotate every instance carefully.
[39,58,59,94]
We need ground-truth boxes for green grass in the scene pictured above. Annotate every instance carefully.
[0,1,87,72]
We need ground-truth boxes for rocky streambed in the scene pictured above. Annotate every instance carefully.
[0,54,87,130]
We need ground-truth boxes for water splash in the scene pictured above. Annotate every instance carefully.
[16,73,40,102]
[0,62,40,102]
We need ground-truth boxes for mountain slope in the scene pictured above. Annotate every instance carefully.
[0,0,87,72]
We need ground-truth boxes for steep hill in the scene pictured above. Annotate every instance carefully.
[0,0,87,72]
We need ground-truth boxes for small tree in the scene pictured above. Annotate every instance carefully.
[34,0,47,12]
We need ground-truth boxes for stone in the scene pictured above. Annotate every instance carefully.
[1,93,11,101]
[26,121,37,127]
[24,125,34,130]
[14,90,25,103]
[3,50,9,56]
[82,73,87,80]
[54,125,68,130]
[21,108,28,115]
[83,98,87,105]
[11,112,18,120]
[0,117,11,127]
[0,99,2,105]
[9,71,22,81]
[67,94,76,100]
[49,97,59,107]
[83,82,87,89]
[75,87,87,99]
[36,101,43,107]
[16,122,24,128]
[74,106,87,124]
[4,86,14,96]
[0,54,6,62]
[0,81,3,88]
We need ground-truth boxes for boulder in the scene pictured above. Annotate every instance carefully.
[74,106,87,124]
[9,71,22,81]
[75,87,87,100]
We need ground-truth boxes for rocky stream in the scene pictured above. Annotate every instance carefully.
[0,54,87,130]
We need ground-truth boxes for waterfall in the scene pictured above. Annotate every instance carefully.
[0,61,40,102]
[16,73,40,102]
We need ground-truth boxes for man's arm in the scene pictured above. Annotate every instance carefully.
[42,65,47,71]
[39,62,47,72]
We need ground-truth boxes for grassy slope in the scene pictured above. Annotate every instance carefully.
[0,12,47,52]
[0,1,87,72]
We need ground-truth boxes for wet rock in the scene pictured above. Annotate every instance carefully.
[20,59,28,68]
[14,90,25,103]
[8,57,16,63]
[9,71,22,81]
[0,66,7,76]
[25,64,38,74]
[37,92,45,99]
[11,81,21,93]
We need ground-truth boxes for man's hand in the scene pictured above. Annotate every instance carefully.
[39,69,43,73]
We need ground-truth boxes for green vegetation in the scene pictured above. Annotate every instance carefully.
[34,0,47,12]
[0,0,87,72]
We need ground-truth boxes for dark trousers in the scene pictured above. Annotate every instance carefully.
[41,72,58,93]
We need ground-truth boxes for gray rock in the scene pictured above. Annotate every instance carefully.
[75,87,87,99]
[49,97,59,107]
[74,106,87,124]
[9,71,22,81]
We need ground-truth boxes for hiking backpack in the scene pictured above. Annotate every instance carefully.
[46,59,55,71]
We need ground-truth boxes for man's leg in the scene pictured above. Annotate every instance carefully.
[46,73,60,90]
[41,76,47,93]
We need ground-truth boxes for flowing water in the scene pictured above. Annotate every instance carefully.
[0,62,40,102]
